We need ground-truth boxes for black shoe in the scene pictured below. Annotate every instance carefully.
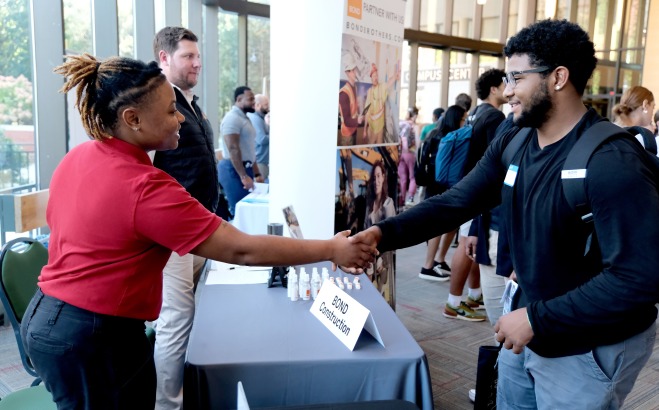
[419,267,450,282]
[434,261,451,275]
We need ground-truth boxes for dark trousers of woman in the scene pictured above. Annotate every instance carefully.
[21,288,156,410]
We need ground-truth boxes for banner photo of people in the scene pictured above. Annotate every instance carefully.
[335,0,405,308]
[335,146,399,306]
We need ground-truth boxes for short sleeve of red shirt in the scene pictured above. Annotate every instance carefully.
[134,172,221,255]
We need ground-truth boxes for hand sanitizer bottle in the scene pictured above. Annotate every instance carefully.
[301,271,311,301]
[311,269,321,299]
[290,268,299,301]
[321,267,330,286]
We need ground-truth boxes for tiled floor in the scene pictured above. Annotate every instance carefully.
[1,241,658,408]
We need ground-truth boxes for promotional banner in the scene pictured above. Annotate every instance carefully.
[335,0,405,308]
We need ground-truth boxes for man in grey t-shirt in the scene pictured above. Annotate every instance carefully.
[218,86,263,216]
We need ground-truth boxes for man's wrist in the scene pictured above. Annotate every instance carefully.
[240,174,249,180]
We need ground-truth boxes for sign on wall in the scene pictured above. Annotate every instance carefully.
[334,0,405,309]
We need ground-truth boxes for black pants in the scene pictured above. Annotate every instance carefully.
[21,289,156,409]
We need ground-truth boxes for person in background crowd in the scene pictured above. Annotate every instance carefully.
[419,107,445,142]
[441,68,507,322]
[247,94,270,181]
[218,86,264,216]
[21,53,376,410]
[350,19,659,408]
[435,93,472,135]
[398,106,419,207]
[455,93,472,112]
[612,86,655,132]
[612,86,657,152]
[151,26,220,410]
[418,105,465,283]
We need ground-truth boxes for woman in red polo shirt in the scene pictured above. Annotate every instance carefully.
[20,54,376,410]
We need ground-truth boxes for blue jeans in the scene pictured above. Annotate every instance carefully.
[217,159,254,217]
[497,322,656,409]
[21,289,156,410]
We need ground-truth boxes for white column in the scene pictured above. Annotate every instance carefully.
[269,0,343,240]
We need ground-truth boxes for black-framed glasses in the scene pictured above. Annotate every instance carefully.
[502,66,551,88]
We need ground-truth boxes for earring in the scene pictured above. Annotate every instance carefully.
[555,86,560,91]
[644,109,648,114]
[133,127,139,132]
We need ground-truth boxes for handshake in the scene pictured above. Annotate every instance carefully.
[329,226,383,274]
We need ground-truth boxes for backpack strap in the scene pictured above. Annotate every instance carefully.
[501,127,532,168]
[561,120,631,223]
[625,125,658,155]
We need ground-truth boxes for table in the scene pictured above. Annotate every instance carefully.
[184,265,434,410]
[232,192,269,235]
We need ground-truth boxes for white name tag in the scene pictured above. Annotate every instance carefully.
[310,281,383,350]
[561,169,587,179]
[504,164,519,187]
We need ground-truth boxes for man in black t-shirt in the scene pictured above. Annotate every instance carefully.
[352,20,659,409]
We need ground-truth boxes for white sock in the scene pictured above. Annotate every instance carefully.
[468,288,481,299]
[448,294,462,307]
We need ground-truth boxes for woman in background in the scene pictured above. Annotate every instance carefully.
[364,159,396,295]
[612,85,657,154]
[20,53,375,409]
[398,106,419,206]
[418,105,466,282]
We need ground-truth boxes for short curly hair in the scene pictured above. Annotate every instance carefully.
[476,69,505,100]
[504,19,597,96]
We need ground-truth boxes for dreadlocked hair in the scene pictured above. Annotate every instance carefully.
[54,53,166,141]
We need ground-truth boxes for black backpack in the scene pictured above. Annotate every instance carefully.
[502,120,659,225]
[414,128,442,187]
[626,125,658,155]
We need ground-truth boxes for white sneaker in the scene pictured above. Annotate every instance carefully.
[468,388,476,403]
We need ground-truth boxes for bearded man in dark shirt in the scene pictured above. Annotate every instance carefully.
[351,19,658,409]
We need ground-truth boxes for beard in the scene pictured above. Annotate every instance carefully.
[242,106,255,114]
[514,81,552,129]
[260,108,269,116]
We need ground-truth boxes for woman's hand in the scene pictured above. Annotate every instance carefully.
[329,230,377,274]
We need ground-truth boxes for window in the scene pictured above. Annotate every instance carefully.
[447,50,472,108]
[576,0,592,32]
[63,0,92,55]
[481,0,502,42]
[218,10,239,120]
[0,0,36,191]
[621,0,648,65]
[63,0,93,149]
[247,15,270,95]
[117,0,135,57]
[415,46,444,125]
[507,0,519,40]
[420,0,448,34]
[452,0,475,38]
